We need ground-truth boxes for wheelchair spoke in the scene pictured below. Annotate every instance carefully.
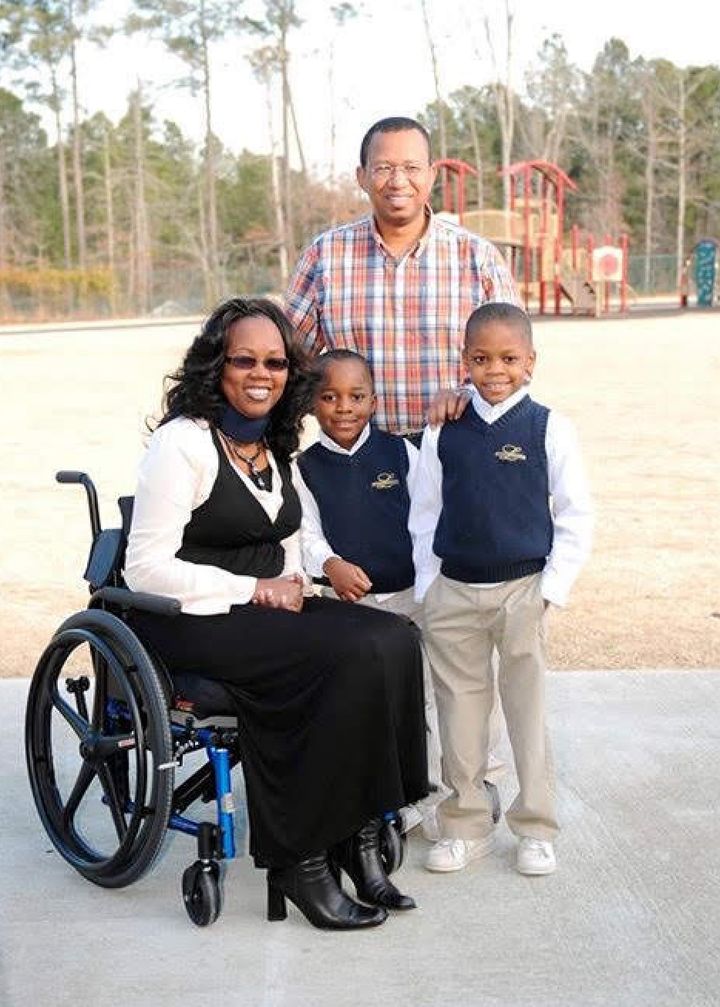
[90,662,108,732]
[62,760,97,828]
[52,690,90,741]
[96,763,129,841]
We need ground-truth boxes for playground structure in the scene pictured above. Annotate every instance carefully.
[680,238,719,307]
[435,158,629,317]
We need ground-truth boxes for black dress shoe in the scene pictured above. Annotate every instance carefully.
[334,818,417,911]
[267,853,388,930]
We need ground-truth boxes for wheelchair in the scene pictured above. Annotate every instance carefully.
[25,471,406,927]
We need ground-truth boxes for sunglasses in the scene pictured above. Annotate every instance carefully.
[224,355,290,372]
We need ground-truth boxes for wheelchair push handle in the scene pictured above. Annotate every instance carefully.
[55,470,102,540]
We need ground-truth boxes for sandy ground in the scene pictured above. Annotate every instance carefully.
[1,310,718,676]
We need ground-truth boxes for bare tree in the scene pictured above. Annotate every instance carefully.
[102,123,117,312]
[128,0,254,305]
[420,0,446,161]
[463,0,516,208]
[484,1,515,209]
[255,1,303,264]
[0,1,73,266]
[327,3,358,225]
[249,46,288,285]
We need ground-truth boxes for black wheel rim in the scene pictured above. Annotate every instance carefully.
[27,626,160,878]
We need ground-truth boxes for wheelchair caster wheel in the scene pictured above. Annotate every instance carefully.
[485,780,501,824]
[379,818,405,875]
[182,860,221,926]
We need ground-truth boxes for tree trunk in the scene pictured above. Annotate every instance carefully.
[132,87,151,315]
[467,112,483,210]
[263,73,288,287]
[50,68,72,271]
[279,20,295,266]
[420,0,446,160]
[69,9,86,271]
[287,81,309,244]
[675,71,687,286]
[200,0,219,305]
[0,153,9,318]
[485,2,515,210]
[102,127,117,314]
[643,107,656,291]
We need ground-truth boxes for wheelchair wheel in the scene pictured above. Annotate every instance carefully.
[379,818,405,875]
[25,609,174,889]
[182,861,222,927]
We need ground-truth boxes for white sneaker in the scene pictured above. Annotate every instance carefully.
[516,837,556,875]
[398,804,423,834]
[425,835,495,873]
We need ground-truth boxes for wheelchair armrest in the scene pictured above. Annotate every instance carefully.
[90,586,182,617]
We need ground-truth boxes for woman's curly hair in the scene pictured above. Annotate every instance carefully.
[159,297,317,461]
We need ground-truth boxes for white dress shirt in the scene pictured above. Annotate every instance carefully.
[409,386,593,607]
[294,423,419,602]
[124,416,304,614]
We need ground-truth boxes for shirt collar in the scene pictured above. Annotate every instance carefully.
[470,385,529,423]
[369,206,434,260]
[317,423,371,456]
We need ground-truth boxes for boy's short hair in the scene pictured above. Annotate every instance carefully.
[465,302,533,347]
[313,349,375,388]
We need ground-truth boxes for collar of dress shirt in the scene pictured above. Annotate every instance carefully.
[370,206,433,259]
[470,385,529,423]
[317,422,372,456]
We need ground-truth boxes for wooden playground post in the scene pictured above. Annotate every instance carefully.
[523,165,531,310]
[620,233,629,313]
[554,178,565,315]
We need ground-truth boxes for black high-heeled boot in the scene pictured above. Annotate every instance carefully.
[334,819,417,911]
[266,853,388,930]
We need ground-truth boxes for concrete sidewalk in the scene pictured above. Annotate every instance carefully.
[2,670,719,1007]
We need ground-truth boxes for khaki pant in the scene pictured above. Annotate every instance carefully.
[423,572,557,842]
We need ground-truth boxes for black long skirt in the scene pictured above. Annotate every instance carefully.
[131,596,428,867]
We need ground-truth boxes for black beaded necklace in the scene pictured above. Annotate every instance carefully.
[222,434,270,491]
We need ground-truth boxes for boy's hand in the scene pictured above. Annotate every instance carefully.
[252,574,304,612]
[323,556,372,602]
[427,386,472,426]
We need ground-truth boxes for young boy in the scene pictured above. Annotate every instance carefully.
[410,302,593,875]
[294,349,444,836]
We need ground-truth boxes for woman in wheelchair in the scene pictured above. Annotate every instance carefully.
[123,296,428,930]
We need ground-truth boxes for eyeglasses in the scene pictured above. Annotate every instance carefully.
[369,162,428,181]
[224,355,290,372]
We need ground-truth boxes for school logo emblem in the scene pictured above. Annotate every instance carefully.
[372,471,400,489]
[495,444,527,463]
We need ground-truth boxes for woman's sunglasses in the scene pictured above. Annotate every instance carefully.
[224,355,290,372]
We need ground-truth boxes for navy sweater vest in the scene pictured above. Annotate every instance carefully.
[434,396,553,583]
[298,428,415,593]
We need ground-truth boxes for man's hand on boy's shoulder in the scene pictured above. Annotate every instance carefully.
[427,386,473,427]
[323,556,373,603]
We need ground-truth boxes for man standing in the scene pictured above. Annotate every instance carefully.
[285,116,520,438]
[285,115,514,836]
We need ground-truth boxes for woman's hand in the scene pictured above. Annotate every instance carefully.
[323,556,372,602]
[252,573,304,612]
[427,386,472,426]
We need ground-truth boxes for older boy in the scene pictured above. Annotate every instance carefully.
[410,302,593,875]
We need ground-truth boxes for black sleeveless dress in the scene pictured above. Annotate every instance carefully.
[131,431,428,867]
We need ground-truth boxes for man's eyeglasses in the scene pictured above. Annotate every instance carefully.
[369,162,428,181]
[224,355,290,372]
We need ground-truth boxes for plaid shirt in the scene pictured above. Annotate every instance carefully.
[285,211,520,433]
